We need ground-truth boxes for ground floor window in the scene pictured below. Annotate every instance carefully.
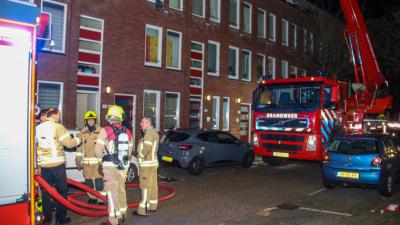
[76,91,98,129]
[222,97,230,131]
[165,92,180,130]
[143,90,160,130]
[212,96,220,129]
[37,81,63,112]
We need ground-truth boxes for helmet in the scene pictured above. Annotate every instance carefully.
[377,114,385,120]
[107,105,124,122]
[84,111,97,120]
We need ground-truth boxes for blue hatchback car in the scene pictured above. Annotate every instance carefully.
[321,134,400,196]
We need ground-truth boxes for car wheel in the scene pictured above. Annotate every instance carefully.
[322,178,336,189]
[262,156,283,166]
[379,174,394,197]
[241,152,255,168]
[188,157,205,176]
[126,163,138,183]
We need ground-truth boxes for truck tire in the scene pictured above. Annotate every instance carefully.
[262,156,283,166]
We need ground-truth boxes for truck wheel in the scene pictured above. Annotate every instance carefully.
[379,174,394,197]
[262,156,283,166]
[188,157,205,175]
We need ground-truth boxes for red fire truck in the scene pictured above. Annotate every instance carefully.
[252,0,392,165]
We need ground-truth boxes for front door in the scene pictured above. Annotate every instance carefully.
[115,94,136,137]
[240,104,250,142]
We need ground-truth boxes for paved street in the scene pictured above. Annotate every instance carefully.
[70,159,400,225]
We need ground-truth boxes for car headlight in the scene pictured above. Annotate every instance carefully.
[306,134,316,151]
[253,134,259,147]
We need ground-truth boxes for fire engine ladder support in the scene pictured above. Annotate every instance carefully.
[34,175,176,217]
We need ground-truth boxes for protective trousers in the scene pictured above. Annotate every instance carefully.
[85,178,104,201]
[103,165,126,225]
[41,164,68,224]
[137,166,158,215]
[83,163,104,201]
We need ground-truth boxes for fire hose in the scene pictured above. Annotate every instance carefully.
[34,175,176,217]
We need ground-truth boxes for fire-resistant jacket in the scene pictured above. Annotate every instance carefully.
[36,118,81,168]
[137,127,159,167]
[76,126,102,177]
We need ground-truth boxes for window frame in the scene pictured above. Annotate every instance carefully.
[243,2,252,34]
[268,56,276,79]
[268,13,276,42]
[41,0,67,53]
[257,53,266,80]
[144,24,163,68]
[164,91,181,131]
[143,89,161,131]
[37,80,64,119]
[281,60,289,79]
[281,19,289,46]
[241,49,252,82]
[290,23,297,49]
[209,0,221,23]
[310,32,314,53]
[303,27,307,53]
[289,65,298,78]
[228,45,240,79]
[257,8,266,39]
[212,96,220,130]
[169,0,183,11]
[301,69,307,77]
[229,0,240,30]
[192,0,206,18]
[166,29,182,71]
[222,97,230,131]
[207,40,220,76]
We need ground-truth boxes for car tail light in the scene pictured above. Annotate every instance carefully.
[371,156,382,166]
[322,154,330,164]
[177,145,192,151]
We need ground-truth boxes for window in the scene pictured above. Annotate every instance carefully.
[165,131,190,142]
[217,132,237,144]
[303,28,307,53]
[210,0,221,23]
[228,46,239,79]
[169,0,182,10]
[191,42,204,70]
[268,13,276,41]
[197,132,218,143]
[242,50,251,81]
[164,92,180,130]
[281,60,288,78]
[300,69,307,77]
[212,96,220,129]
[257,54,265,81]
[222,97,230,131]
[243,2,252,33]
[289,65,297,78]
[281,19,289,46]
[290,23,297,49]
[190,78,202,87]
[37,81,63,112]
[145,25,163,67]
[192,0,205,18]
[41,0,67,53]
[76,92,98,129]
[267,56,276,79]
[166,30,182,70]
[229,0,240,29]
[143,90,160,130]
[310,32,314,53]
[208,40,220,76]
[257,8,266,38]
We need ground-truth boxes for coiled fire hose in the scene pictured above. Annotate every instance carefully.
[34,175,176,217]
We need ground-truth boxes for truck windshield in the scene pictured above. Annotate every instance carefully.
[253,83,321,112]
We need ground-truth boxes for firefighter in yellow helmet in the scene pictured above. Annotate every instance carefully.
[76,111,104,204]
[133,117,159,217]
[95,105,133,225]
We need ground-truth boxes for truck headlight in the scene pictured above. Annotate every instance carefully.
[253,134,259,147]
[306,134,316,151]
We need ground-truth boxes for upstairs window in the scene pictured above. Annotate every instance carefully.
[242,50,251,81]
[229,0,240,29]
[166,30,182,70]
[145,25,163,67]
[192,0,205,18]
[208,40,220,76]
[169,0,182,10]
[243,2,252,33]
[289,65,298,78]
[257,54,265,81]
[290,23,297,49]
[281,60,288,78]
[268,56,276,79]
[257,8,266,38]
[41,0,67,53]
[268,13,276,42]
[228,46,239,79]
[210,0,221,23]
[281,19,289,46]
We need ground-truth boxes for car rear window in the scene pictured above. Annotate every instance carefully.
[329,139,378,155]
[166,131,190,142]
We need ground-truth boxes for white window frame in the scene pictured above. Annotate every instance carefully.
[166,29,182,70]
[268,56,276,79]
[222,97,230,131]
[301,69,307,77]
[257,53,266,80]
[257,8,266,39]
[143,90,161,131]
[229,0,240,30]
[242,49,252,82]
[207,40,220,76]
[41,0,67,53]
[291,23,297,49]
[37,80,64,118]
[144,24,163,68]
[281,60,289,79]
[228,45,239,79]
[212,96,220,130]
[169,0,183,11]
[281,19,289,46]
[243,2,252,34]
[289,65,298,78]
[268,13,276,42]
[164,91,181,131]
[209,0,221,23]
[192,0,206,18]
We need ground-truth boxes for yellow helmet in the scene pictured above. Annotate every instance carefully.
[84,111,97,120]
[106,105,124,122]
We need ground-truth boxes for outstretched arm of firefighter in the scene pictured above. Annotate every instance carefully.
[95,129,107,163]
[75,130,84,170]
[56,125,81,148]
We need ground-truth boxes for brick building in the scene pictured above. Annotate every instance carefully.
[31,0,315,145]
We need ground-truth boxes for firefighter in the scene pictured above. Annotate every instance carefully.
[133,117,159,216]
[95,105,133,225]
[76,111,104,204]
[36,108,81,225]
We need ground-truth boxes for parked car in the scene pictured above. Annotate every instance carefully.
[158,129,255,175]
[321,134,400,196]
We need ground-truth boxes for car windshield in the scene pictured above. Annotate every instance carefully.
[329,139,379,155]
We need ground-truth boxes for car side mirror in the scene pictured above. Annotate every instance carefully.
[323,102,338,110]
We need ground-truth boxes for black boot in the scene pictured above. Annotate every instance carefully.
[55,217,71,225]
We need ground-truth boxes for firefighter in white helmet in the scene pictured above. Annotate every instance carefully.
[36,108,81,225]
[95,105,133,225]
[76,111,104,204]
[133,117,159,217]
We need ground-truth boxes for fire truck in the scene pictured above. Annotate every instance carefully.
[252,0,392,165]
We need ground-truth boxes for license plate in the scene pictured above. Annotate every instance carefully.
[337,171,359,179]
[273,152,289,158]
[161,156,173,163]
